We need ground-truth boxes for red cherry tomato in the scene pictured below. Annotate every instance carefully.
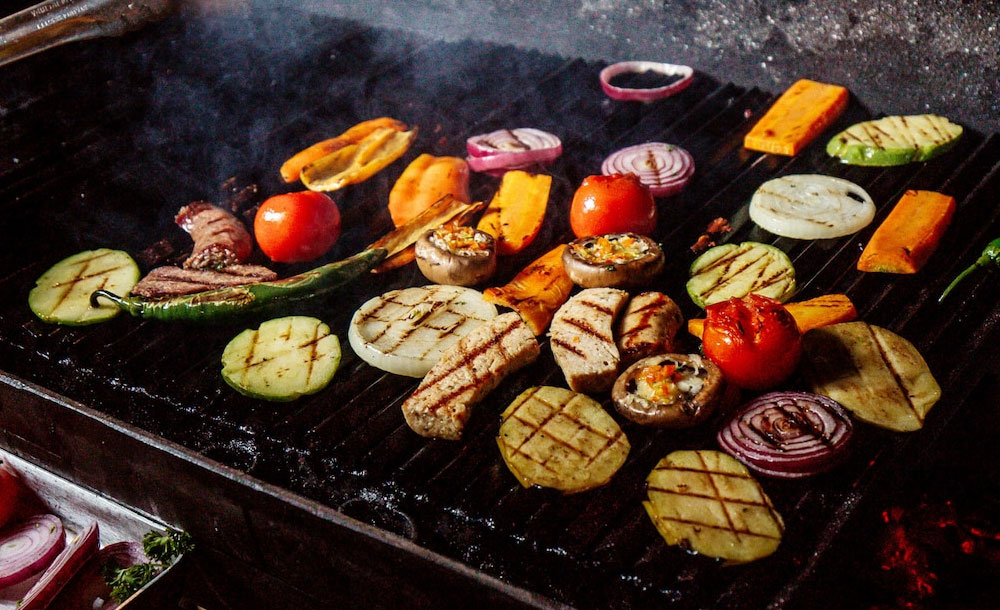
[702,294,802,390]
[569,174,656,238]
[0,461,21,528]
[254,191,341,263]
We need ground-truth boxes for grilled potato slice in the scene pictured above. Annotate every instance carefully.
[29,249,139,325]
[497,386,630,493]
[801,321,940,431]
[644,450,784,563]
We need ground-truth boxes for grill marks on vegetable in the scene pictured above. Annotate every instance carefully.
[698,251,791,300]
[864,322,922,423]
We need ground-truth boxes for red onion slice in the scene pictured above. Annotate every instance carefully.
[599,61,694,102]
[18,521,99,609]
[717,391,853,479]
[47,541,147,610]
[0,514,65,588]
[465,128,562,173]
[601,142,695,197]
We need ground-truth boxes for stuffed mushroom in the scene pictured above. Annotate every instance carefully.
[562,233,664,288]
[612,353,724,428]
[415,225,497,286]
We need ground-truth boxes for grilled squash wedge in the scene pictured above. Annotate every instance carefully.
[826,114,962,166]
[498,386,630,493]
[644,449,784,563]
[686,242,795,308]
[29,249,139,325]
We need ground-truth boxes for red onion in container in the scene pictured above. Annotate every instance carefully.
[601,142,695,197]
[717,391,853,478]
[0,514,65,588]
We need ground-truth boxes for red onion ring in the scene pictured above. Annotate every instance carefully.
[599,61,694,102]
[601,142,695,197]
[18,521,99,609]
[0,514,65,588]
[465,128,562,173]
[717,391,853,479]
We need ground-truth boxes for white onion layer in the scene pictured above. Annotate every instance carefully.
[749,174,876,239]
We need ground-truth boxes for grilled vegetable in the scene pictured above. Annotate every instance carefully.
[562,233,664,288]
[826,114,963,166]
[402,312,539,440]
[388,153,471,227]
[858,189,955,274]
[549,288,630,394]
[599,60,694,102]
[688,293,857,338]
[221,316,341,401]
[644,450,784,563]
[801,322,940,432]
[465,128,562,174]
[483,244,575,335]
[612,353,724,428]
[744,78,849,156]
[497,386,630,493]
[300,126,416,192]
[280,117,408,183]
[253,191,341,263]
[939,237,1000,302]
[414,226,497,286]
[601,142,695,197]
[476,169,551,255]
[717,391,853,479]
[686,242,795,308]
[30,249,140,325]
[367,194,485,273]
[92,248,385,322]
[702,294,802,390]
[348,285,498,378]
[749,174,876,240]
[616,291,684,366]
[570,173,656,238]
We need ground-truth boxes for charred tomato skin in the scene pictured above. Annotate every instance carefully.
[570,174,656,238]
[702,294,802,390]
[254,191,342,263]
[0,462,20,528]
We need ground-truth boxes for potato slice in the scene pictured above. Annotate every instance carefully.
[801,321,940,431]
[644,450,784,564]
[497,386,630,493]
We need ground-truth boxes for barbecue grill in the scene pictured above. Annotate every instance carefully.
[1,1,998,608]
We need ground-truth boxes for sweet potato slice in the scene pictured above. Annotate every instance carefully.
[857,189,956,274]
[477,170,552,255]
[744,79,849,156]
[483,244,574,335]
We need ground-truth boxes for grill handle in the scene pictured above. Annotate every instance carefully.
[0,0,176,67]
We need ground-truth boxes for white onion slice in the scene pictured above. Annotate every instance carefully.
[0,514,65,588]
[749,174,876,239]
[599,61,694,102]
[601,142,695,197]
[717,391,853,479]
[465,128,562,173]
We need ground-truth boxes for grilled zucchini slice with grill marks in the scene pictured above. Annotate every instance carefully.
[826,114,962,166]
[644,449,784,563]
[686,242,795,308]
[222,316,341,401]
[29,249,140,325]
[498,386,630,493]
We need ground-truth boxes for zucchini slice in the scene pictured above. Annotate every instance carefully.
[29,249,139,325]
[644,449,784,563]
[497,386,630,493]
[221,316,341,401]
[826,114,962,166]
[686,242,795,308]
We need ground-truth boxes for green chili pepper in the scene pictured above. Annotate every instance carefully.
[938,237,1000,302]
[91,248,386,321]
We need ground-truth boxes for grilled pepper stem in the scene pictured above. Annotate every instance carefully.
[938,237,1000,302]
[91,248,386,321]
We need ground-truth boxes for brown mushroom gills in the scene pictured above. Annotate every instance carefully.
[612,353,724,427]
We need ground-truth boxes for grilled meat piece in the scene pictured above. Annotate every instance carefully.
[130,265,278,299]
[616,292,684,366]
[175,202,253,270]
[402,312,540,440]
[549,287,630,393]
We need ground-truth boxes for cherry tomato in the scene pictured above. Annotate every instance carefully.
[254,191,341,263]
[0,461,21,528]
[702,294,802,390]
[569,174,656,238]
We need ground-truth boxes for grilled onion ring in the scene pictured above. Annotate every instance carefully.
[717,391,853,478]
[465,128,562,173]
[599,61,694,102]
[601,142,695,197]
